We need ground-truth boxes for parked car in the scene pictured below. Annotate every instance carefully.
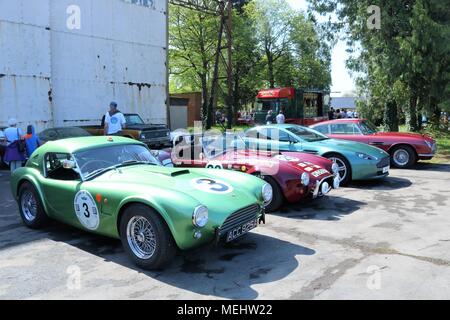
[82,113,171,148]
[38,127,92,144]
[0,128,6,167]
[243,124,391,185]
[10,136,270,269]
[157,133,340,212]
[310,119,437,168]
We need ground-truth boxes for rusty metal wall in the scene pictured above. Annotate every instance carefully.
[0,0,168,131]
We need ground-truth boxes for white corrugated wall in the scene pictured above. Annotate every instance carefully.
[0,0,168,132]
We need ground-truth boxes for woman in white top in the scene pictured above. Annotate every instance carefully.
[3,118,26,172]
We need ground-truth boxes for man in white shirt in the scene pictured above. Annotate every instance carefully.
[276,111,286,124]
[104,102,126,135]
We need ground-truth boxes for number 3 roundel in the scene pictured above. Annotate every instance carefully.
[190,178,234,194]
[74,190,100,230]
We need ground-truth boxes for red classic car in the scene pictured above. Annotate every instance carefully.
[156,133,340,212]
[310,119,437,168]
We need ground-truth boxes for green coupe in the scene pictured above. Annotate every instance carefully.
[10,137,270,269]
[244,125,390,185]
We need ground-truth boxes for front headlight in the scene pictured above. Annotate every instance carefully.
[192,205,209,228]
[262,183,273,205]
[356,152,378,161]
[301,172,310,186]
[331,163,339,175]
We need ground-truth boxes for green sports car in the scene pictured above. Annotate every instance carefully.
[10,136,270,270]
[243,124,390,185]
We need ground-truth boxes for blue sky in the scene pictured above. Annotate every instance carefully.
[286,0,355,95]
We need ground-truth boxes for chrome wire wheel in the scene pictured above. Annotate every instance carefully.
[21,190,37,222]
[126,216,157,260]
[393,149,410,167]
[329,157,347,183]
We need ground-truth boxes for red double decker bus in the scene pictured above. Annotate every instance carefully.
[254,87,330,126]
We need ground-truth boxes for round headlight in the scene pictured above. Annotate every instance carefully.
[192,205,209,228]
[262,183,273,205]
[331,163,339,175]
[301,172,310,186]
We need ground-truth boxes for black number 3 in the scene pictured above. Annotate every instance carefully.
[83,203,90,218]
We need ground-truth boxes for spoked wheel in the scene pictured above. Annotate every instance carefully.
[326,154,351,186]
[391,145,416,168]
[120,204,177,270]
[18,182,49,229]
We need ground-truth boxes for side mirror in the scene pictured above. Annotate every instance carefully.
[62,160,76,170]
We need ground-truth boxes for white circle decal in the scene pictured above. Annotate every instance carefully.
[74,191,100,230]
[191,178,234,194]
[205,161,224,170]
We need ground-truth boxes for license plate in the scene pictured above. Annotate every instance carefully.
[226,219,258,242]
[383,166,390,174]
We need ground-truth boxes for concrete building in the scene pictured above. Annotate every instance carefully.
[0,0,168,131]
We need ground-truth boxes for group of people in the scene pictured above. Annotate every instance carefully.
[0,119,41,172]
[328,107,359,120]
[265,110,286,125]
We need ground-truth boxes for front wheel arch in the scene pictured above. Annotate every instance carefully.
[388,144,418,167]
[16,178,50,216]
[116,201,179,249]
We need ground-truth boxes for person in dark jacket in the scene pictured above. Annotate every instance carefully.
[3,118,26,172]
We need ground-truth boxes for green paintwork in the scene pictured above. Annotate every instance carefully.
[10,137,266,250]
[244,125,390,181]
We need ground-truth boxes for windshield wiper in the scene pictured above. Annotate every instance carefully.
[117,160,157,167]
[84,165,118,181]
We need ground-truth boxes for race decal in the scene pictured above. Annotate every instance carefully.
[311,169,329,178]
[274,155,299,162]
[74,190,100,230]
[205,161,224,170]
[191,178,234,194]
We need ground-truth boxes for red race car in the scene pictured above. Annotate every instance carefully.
[156,133,340,212]
[310,119,437,168]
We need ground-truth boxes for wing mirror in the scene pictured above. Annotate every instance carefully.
[63,160,76,170]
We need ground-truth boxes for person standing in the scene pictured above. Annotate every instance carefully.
[266,110,274,125]
[24,125,41,158]
[3,118,26,172]
[328,107,335,120]
[276,111,286,124]
[104,102,126,136]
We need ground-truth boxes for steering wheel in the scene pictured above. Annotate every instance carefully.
[80,159,116,174]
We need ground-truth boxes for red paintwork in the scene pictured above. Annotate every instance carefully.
[257,87,295,99]
[159,147,335,204]
[311,119,436,159]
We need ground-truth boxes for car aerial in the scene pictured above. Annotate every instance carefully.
[310,119,437,168]
[10,136,270,270]
[157,133,340,212]
[38,127,92,144]
[243,124,391,185]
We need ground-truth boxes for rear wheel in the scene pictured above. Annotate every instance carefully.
[18,182,49,229]
[325,154,351,186]
[390,145,416,168]
[262,176,284,213]
[120,204,177,270]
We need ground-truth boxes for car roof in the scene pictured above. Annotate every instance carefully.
[39,136,142,154]
[310,119,364,127]
[248,124,305,131]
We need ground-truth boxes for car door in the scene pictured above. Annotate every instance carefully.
[40,152,83,226]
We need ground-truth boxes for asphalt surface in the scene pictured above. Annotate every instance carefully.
[0,162,450,300]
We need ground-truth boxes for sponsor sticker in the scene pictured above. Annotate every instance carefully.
[74,191,100,230]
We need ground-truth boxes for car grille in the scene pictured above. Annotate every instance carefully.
[376,157,390,168]
[219,204,260,233]
[142,130,169,139]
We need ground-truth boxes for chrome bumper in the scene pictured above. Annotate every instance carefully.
[312,175,340,198]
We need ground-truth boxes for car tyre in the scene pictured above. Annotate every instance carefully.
[18,182,49,229]
[390,145,416,169]
[325,154,351,186]
[120,204,177,270]
[262,176,284,213]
